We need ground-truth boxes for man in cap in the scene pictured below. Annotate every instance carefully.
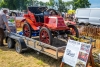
[0,8,11,46]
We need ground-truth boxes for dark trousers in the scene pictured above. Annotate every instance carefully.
[0,28,4,46]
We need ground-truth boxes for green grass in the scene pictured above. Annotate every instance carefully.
[0,45,63,67]
[1,44,100,67]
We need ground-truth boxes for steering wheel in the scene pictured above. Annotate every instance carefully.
[46,9,58,15]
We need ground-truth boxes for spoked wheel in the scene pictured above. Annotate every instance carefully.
[23,23,32,38]
[39,27,52,45]
[68,25,79,39]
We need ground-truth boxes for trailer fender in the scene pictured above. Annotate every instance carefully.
[17,38,27,49]
[15,38,27,53]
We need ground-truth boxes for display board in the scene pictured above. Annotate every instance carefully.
[61,39,92,67]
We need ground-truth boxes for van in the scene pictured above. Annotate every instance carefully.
[75,8,100,25]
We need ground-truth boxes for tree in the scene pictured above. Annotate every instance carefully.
[73,0,91,10]
[45,0,71,12]
[39,1,46,6]
[0,0,17,9]
[0,0,29,10]
[49,0,54,6]
[58,0,66,12]
[19,0,29,10]
[0,0,7,8]
[57,0,73,12]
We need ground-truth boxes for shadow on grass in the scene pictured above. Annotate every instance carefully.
[22,37,70,67]
[0,44,15,51]
[0,38,70,67]
[24,37,68,67]
[0,45,70,67]
[22,49,71,67]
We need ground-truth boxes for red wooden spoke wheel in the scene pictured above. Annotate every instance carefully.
[70,28,76,35]
[39,27,52,45]
[68,25,79,38]
[23,23,32,38]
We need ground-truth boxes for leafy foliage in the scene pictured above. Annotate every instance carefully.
[0,0,29,10]
[0,0,91,11]
[46,0,73,12]
[58,0,67,12]
[73,0,91,10]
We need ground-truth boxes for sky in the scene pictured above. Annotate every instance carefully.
[37,0,100,8]
[89,0,100,8]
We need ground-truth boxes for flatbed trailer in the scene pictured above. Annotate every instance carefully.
[5,31,66,59]
[4,31,96,59]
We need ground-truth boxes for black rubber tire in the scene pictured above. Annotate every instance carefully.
[79,23,85,25]
[9,12,17,16]
[68,25,79,38]
[15,41,22,53]
[23,23,32,38]
[39,27,52,45]
[7,38,15,49]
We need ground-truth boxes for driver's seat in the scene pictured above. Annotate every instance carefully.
[35,14,44,23]
[39,15,44,22]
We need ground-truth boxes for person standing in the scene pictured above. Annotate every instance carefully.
[0,9,11,46]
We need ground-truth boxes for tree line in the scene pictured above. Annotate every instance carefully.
[0,0,91,12]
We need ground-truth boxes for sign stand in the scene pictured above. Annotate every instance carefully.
[60,36,96,67]
[86,46,95,67]
[60,46,95,67]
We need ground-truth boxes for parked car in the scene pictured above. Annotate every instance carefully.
[75,8,100,25]
[9,10,23,17]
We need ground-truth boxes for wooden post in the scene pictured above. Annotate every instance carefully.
[60,62,64,67]
[86,46,95,67]
[90,53,95,67]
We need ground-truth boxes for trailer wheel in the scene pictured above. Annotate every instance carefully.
[68,25,79,38]
[15,41,22,53]
[7,38,15,49]
[23,23,32,38]
[39,27,52,45]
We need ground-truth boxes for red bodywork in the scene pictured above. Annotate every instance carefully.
[44,16,69,30]
[23,11,43,30]
[22,7,75,31]
[22,7,78,45]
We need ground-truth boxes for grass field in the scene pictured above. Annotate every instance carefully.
[0,44,63,67]
[0,26,100,67]
[0,44,100,67]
